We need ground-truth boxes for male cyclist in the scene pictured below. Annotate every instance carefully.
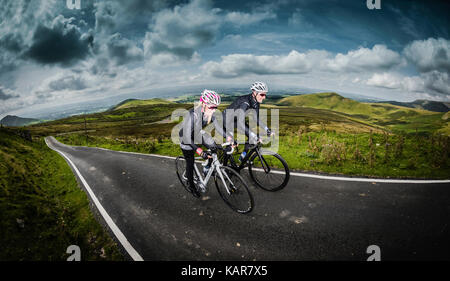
[179,89,233,197]
[222,82,275,159]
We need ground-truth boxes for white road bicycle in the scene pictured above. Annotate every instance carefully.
[175,142,254,214]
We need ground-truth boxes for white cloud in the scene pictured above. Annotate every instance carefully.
[366,71,450,100]
[224,10,276,26]
[325,44,403,72]
[202,50,330,78]
[366,73,424,91]
[403,37,450,73]
[422,70,450,96]
[202,44,402,78]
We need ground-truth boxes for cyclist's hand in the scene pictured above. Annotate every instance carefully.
[196,148,211,159]
[201,151,212,159]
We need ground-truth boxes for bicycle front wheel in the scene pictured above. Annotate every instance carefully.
[214,166,254,214]
[248,150,290,191]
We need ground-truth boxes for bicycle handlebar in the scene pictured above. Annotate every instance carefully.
[233,135,275,147]
[221,142,234,155]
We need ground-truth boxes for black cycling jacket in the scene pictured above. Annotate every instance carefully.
[179,107,228,151]
[222,93,270,140]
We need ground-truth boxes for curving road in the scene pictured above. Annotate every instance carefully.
[45,136,450,261]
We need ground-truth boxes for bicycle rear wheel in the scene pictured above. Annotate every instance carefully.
[175,156,193,194]
[248,150,290,191]
[214,166,253,214]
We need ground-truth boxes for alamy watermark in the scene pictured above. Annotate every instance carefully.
[170,107,279,152]
[366,245,381,261]
[366,0,381,10]
[66,0,81,10]
[66,245,81,261]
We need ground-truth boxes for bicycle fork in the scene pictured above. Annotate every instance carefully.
[215,163,235,196]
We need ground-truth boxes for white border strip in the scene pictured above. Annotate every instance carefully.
[45,137,144,261]
[51,137,450,184]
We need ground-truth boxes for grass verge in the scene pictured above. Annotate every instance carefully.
[0,128,124,260]
[55,130,450,179]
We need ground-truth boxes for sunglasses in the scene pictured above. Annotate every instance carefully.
[207,106,218,110]
[258,93,266,97]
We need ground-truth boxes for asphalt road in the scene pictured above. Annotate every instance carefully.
[45,137,450,261]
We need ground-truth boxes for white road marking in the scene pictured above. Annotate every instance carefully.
[250,167,450,184]
[45,137,144,261]
[50,137,450,184]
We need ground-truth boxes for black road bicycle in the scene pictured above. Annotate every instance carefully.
[220,139,290,191]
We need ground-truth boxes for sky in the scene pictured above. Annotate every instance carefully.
[0,0,449,119]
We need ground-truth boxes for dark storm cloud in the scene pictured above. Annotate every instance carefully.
[24,16,93,66]
[106,33,143,65]
[0,87,18,100]
[0,33,24,53]
[47,75,88,91]
[143,0,222,61]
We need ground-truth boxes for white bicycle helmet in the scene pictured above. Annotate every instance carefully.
[200,89,221,106]
[250,81,268,93]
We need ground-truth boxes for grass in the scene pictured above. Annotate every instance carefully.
[0,128,124,260]
[26,92,450,180]
[277,131,449,179]
[55,129,450,179]
[277,92,446,135]
[112,98,175,110]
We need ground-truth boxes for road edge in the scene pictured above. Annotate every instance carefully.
[45,136,144,261]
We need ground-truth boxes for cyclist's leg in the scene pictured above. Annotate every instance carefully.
[181,148,197,192]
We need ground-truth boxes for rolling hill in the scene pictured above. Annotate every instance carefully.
[375,100,449,112]
[276,92,448,134]
[0,115,40,127]
[110,98,175,110]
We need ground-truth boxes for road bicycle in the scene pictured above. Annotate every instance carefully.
[220,137,290,191]
[175,143,254,214]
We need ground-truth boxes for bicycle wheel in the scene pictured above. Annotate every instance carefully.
[214,166,254,214]
[175,156,193,194]
[248,150,290,191]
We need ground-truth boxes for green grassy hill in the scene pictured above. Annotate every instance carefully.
[0,128,123,260]
[111,98,175,110]
[277,92,428,116]
[277,92,447,134]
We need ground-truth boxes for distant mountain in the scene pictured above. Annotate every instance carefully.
[1,115,40,127]
[374,100,449,112]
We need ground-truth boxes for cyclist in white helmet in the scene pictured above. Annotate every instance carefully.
[222,82,275,159]
[179,89,233,197]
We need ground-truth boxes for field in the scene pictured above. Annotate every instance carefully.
[25,92,449,179]
[0,128,123,260]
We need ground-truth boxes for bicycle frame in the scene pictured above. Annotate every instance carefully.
[193,153,235,195]
[223,143,271,174]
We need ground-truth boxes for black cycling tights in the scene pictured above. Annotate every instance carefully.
[181,148,195,188]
